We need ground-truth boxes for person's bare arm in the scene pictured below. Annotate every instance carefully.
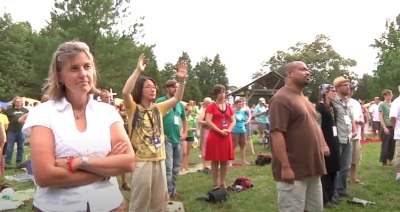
[18,113,28,123]
[205,113,223,135]
[122,69,140,110]
[197,111,206,126]
[379,111,387,131]
[119,110,126,116]
[246,107,252,124]
[352,120,357,137]
[164,61,188,108]
[270,131,290,168]
[30,126,104,188]
[0,122,5,151]
[390,117,396,127]
[181,116,188,140]
[226,112,236,132]
[72,122,135,176]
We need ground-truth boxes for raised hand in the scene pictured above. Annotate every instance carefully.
[175,60,188,81]
[136,54,147,72]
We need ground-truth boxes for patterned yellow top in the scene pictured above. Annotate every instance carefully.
[126,101,169,162]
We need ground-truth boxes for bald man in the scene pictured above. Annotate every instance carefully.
[269,61,328,212]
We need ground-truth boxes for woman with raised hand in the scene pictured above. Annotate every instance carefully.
[22,40,135,212]
[122,54,188,211]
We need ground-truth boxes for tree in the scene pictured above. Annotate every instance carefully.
[159,52,202,102]
[371,14,400,96]
[353,74,376,102]
[45,0,152,94]
[195,54,229,99]
[159,62,176,97]
[258,34,357,102]
[0,13,37,100]
[211,54,229,87]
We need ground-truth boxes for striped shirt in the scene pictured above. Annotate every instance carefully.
[332,97,354,144]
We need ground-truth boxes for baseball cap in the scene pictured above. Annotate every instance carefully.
[349,82,358,91]
[319,84,335,95]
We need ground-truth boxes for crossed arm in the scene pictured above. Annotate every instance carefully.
[31,122,135,188]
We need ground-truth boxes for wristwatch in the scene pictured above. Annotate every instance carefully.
[81,156,89,170]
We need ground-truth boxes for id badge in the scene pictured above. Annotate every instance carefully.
[332,126,338,137]
[222,119,228,127]
[152,136,162,148]
[174,116,179,125]
[344,115,351,125]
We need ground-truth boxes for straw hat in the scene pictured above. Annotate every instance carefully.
[333,76,350,87]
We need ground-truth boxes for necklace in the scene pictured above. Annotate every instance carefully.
[73,111,85,120]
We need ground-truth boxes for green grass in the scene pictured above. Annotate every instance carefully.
[3,140,400,211]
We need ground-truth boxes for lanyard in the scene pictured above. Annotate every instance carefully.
[339,99,348,110]
[329,105,336,127]
[141,105,156,134]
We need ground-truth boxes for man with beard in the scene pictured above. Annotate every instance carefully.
[332,76,357,198]
[269,61,328,212]
[156,80,188,199]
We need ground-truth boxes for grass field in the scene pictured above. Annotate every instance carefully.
[2,140,400,211]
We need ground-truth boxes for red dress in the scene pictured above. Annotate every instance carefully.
[204,103,235,161]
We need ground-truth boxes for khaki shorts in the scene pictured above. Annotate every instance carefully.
[395,140,400,167]
[257,123,266,136]
[276,176,323,212]
[352,139,361,165]
[232,133,246,148]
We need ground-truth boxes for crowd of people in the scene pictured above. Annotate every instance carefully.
[1,40,398,212]
[269,61,400,212]
[0,40,266,211]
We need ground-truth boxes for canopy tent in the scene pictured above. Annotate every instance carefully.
[228,71,284,100]
[0,101,10,107]
[8,97,40,106]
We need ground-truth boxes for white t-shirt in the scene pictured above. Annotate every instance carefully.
[369,103,380,122]
[22,98,124,212]
[349,98,363,140]
[389,97,400,140]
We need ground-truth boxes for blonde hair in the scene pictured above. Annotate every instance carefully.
[43,40,98,100]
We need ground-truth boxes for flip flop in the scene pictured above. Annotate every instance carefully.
[350,179,365,185]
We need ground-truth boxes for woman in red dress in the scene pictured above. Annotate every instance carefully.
[205,84,236,189]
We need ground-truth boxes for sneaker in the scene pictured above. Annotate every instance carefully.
[338,191,352,197]
[324,202,335,208]
[331,197,341,205]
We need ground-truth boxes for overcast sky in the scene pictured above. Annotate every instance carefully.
[2,0,400,87]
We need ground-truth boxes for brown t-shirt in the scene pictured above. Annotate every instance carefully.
[269,87,326,181]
